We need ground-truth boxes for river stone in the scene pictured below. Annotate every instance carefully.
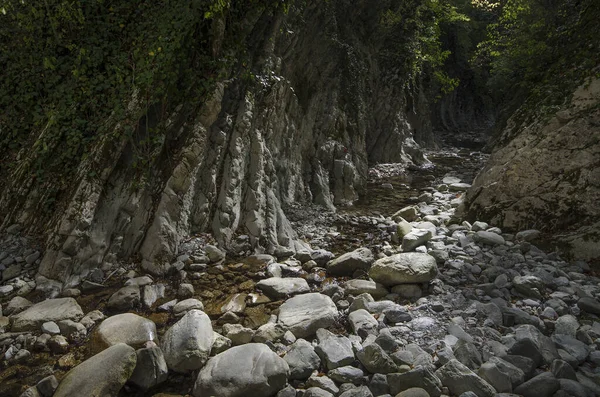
[11,298,83,332]
[53,343,137,397]
[348,309,378,337]
[511,324,559,366]
[91,313,157,353]
[369,253,438,286]
[162,309,213,373]
[193,343,289,397]
[387,366,443,397]
[107,286,141,311]
[315,329,355,370]
[327,247,374,276]
[513,372,559,397]
[284,338,321,380]
[473,230,505,246]
[402,229,432,252]
[393,206,418,222]
[357,343,398,374]
[129,345,169,390]
[278,293,338,338]
[256,277,310,300]
[435,359,496,397]
[344,279,388,299]
[5,296,32,315]
[577,297,600,315]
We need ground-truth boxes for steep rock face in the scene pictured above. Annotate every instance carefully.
[463,78,600,260]
[1,1,433,287]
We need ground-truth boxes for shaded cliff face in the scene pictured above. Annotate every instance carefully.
[0,1,433,287]
[463,78,600,261]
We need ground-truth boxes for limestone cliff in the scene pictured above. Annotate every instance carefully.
[0,1,434,287]
[463,77,600,261]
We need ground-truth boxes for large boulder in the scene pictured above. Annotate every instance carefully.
[161,309,213,373]
[369,253,438,286]
[435,359,496,397]
[193,343,289,397]
[11,298,83,332]
[327,247,374,276]
[91,313,157,353]
[277,293,338,338]
[53,343,137,397]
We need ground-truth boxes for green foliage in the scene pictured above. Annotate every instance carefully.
[379,0,469,94]
[0,0,289,205]
[472,0,599,108]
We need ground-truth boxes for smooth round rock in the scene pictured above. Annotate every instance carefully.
[91,313,157,353]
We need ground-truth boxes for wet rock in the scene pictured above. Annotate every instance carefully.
[48,335,69,353]
[107,286,141,312]
[193,343,289,397]
[277,293,338,338]
[205,245,226,262]
[53,343,137,397]
[11,297,83,332]
[435,359,496,397]
[315,328,355,370]
[129,345,169,391]
[284,338,321,380]
[515,230,541,242]
[162,309,213,373]
[92,313,157,353]
[513,372,559,397]
[177,283,195,299]
[327,247,374,276]
[256,277,310,300]
[369,253,438,286]
[125,276,153,287]
[57,319,86,342]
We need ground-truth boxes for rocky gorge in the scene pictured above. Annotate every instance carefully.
[2,146,600,397]
[1,0,600,396]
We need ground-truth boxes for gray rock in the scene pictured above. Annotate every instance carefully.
[508,325,560,366]
[129,345,169,390]
[391,284,423,300]
[551,334,590,365]
[162,309,213,373]
[222,323,255,345]
[173,298,204,316]
[316,328,355,370]
[368,373,390,396]
[513,372,559,397]
[53,343,137,397]
[57,319,87,342]
[513,275,544,299]
[396,388,430,397]
[307,374,339,394]
[478,356,524,393]
[304,387,334,397]
[551,359,577,380]
[393,207,418,222]
[11,298,83,332]
[388,366,442,397]
[453,340,483,370]
[277,385,297,397]
[327,247,374,276]
[41,321,60,335]
[329,365,364,384]
[357,343,398,374]
[558,378,595,397]
[515,230,541,242]
[36,375,58,397]
[256,277,310,300]
[278,293,338,338]
[193,343,289,397]
[5,296,32,315]
[142,284,165,308]
[577,297,600,315]
[402,230,432,252]
[344,280,389,300]
[19,387,40,397]
[177,283,195,299]
[339,385,373,397]
[92,313,157,353]
[205,244,226,262]
[211,332,232,355]
[435,359,496,397]
[502,355,536,380]
[284,338,321,380]
[349,309,378,337]
[474,231,505,246]
[369,253,438,286]
[253,322,286,343]
[107,286,140,311]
